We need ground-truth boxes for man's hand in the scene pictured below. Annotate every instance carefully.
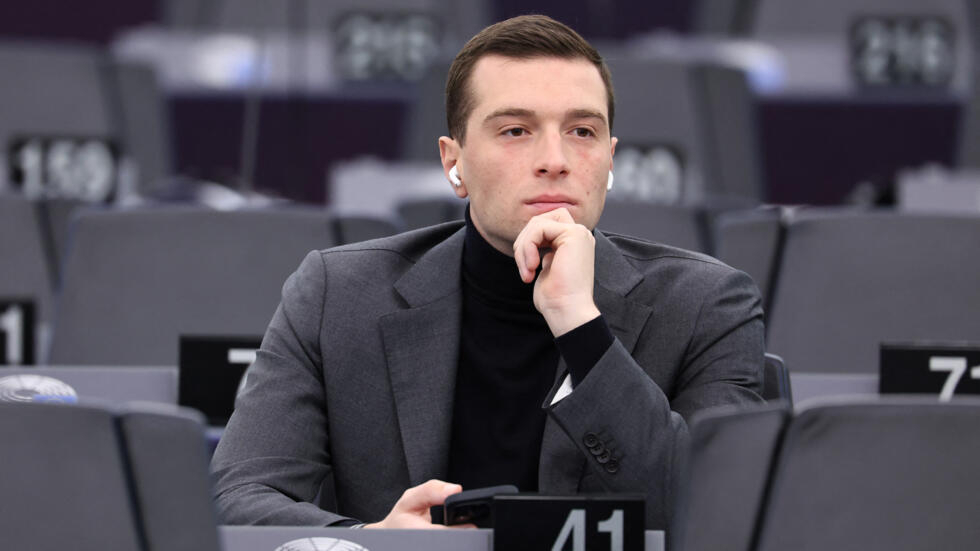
[513,208,601,336]
[363,479,475,530]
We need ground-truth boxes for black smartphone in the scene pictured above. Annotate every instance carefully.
[430,484,519,528]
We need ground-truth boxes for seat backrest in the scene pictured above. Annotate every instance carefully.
[747,0,973,94]
[766,210,980,373]
[0,195,53,325]
[332,214,401,245]
[762,352,792,404]
[671,402,791,551]
[756,398,980,551]
[0,401,145,550]
[49,206,333,365]
[605,56,763,204]
[119,403,221,551]
[598,200,708,253]
[713,206,783,309]
[396,196,466,231]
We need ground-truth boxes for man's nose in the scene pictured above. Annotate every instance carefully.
[534,131,570,178]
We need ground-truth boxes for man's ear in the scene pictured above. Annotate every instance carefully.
[438,136,467,198]
[609,136,618,172]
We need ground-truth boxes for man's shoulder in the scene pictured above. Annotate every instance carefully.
[601,231,734,274]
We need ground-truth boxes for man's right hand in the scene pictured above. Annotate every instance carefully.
[363,479,476,529]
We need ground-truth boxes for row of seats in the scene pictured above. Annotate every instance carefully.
[0,193,466,366]
[4,396,978,550]
[0,400,219,550]
[4,193,979,379]
[673,397,980,551]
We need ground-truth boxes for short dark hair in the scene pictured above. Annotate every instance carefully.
[445,14,614,144]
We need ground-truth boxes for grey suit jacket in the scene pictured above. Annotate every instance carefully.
[211,221,764,529]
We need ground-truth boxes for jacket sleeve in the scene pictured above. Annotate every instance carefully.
[210,251,355,526]
[545,268,765,529]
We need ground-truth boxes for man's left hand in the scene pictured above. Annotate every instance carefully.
[513,208,601,337]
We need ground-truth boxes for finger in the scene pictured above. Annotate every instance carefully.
[400,480,462,511]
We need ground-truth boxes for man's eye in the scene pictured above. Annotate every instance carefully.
[503,128,525,137]
[573,128,595,138]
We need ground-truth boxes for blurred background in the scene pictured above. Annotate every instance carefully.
[2,0,979,375]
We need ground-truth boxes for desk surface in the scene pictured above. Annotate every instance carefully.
[219,526,665,551]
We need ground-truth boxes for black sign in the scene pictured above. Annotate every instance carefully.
[880,343,980,400]
[333,12,442,80]
[850,16,956,88]
[178,335,262,425]
[493,494,644,551]
[7,135,119,202]
[612,144,685,205]
[0,299,35,366]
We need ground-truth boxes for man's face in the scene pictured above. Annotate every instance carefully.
[439,55,617,255]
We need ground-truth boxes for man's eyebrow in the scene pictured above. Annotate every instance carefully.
[483,108,535,123]
[567,109,607,126]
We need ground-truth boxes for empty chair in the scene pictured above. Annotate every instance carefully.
[332,214,401,245]
[714,206,784,309]
[0,195,54,363]
[396,196,466,231]
[672,402,791,551]
[762,352,792,404]
[120,403,221,551]
[0,401,145,550]
[0,42,171,201]
[49,206,334,365]
[606,55,764,204]
[598,200,709,253]
[756,398,980,551]
[766,210,980,374]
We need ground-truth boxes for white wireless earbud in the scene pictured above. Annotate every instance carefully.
[449,166,462,187]
[607,170,614,191]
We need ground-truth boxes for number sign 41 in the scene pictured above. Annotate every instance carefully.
[493,494,645,551]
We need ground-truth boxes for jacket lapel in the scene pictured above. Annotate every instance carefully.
[380,228,465,486]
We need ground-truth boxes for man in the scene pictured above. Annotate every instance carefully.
[211,15,764,530]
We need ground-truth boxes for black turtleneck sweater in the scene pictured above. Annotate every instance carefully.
[447,210,614,491]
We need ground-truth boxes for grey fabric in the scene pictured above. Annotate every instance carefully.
[0,195,53,323]
[0,402,144,550]
[598,200,707,253]
[762,352,792,404]
[671,402,790,551]
[332,215,400,245]
[0,42,111,152]
[48,206,334,365]
[108,61,173,192]
[756,398,980,551]
[120,403,221,551]
[211,222,765,529]
[605,56,763,203]
[766,210,980,373]
[713,207,783,310]
[395,197,466,230]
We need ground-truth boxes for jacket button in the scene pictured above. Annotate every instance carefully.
[596,450,611,464]
[583,433,599,448]
[605,459,620,473]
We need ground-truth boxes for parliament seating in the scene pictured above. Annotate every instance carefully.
[672,402,790,551]
[762,353,792,404]
[713,206,784,309]
[605,55,763,205]
[766,210,980,374]
[0,400,219,551]
[598,200,709,253]
[396,196,466,231]
[755,398,980,551]
[48,206,334,365]
[332,214,401,244]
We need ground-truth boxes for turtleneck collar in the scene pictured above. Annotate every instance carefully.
[462,206,536,304]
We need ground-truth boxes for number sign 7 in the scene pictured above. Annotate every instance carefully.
[929,357,980,401]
